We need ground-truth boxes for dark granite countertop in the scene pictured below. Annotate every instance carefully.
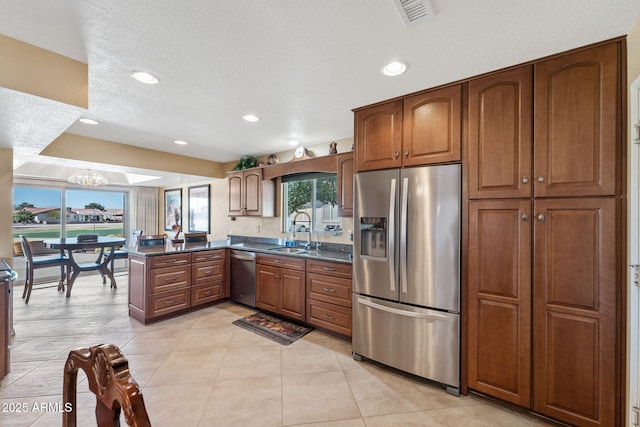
[128,236,353,264]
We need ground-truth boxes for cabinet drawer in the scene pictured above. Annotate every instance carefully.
[148,265,190,293]
[307,273,352,307]
[191,280,223,306]
[257,254,305,271]
[192,249,225,263]
[149,288,190,318]
[148,253,191,269]
[306,259,352,278]
[191,259,224,285]
[306,298,352,337]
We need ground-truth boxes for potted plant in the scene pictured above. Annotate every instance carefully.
[231,155,259,171]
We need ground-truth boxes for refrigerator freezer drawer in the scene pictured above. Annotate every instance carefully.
[352,295,459,390]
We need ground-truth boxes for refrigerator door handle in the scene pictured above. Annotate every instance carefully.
[356,297,451,322]
[388,178,397,292]
[400,177,409,294]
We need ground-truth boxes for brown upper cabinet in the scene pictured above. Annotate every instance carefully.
[534,42,619,198]
[468,66,533,199]
[337,152,354,216]
[355,100,403,171]
[469,42,620,200]
[355,84,462,172]
[227,168,275,217]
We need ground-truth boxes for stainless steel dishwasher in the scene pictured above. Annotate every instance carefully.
[230,250,256,307]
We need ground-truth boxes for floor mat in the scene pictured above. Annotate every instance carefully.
[232,311,313,345]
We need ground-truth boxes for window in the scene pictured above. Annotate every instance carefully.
[282,173,341,235]
[12,185,128,282]
[65,189,125,237]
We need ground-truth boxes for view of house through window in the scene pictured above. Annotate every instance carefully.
[282,174,341,239]
[12,186,127,282]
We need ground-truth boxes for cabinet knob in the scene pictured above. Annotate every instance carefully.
[394,150,399,158]
[537,176,545,183]
[537,214,545,222]
[404,149,409,157]
[522,176,529,184]
[522,214,529,222]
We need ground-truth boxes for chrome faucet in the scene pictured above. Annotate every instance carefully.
[292,211,312,249]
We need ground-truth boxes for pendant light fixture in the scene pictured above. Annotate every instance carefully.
[68,169,108,186]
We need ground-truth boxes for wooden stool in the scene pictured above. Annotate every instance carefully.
[63,344,151,427]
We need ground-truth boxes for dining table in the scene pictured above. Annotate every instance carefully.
[43,236,126,298]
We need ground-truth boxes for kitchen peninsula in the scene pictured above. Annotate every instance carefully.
[127,236,353,336]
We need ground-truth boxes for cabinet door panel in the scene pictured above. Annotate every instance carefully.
[533,197,617,426]
[403,85,461,166]
[468,200,531,406]
[355,100,403,171]
[337,152,354,216]
[280,268,305,321]
[256,264,279,313]
[243,170,262,215]
[534,43,619,197]
[192,259,224,285]
[148,265,190,294]
[227,172,243,215]
[469,66,532,199]
[191,280,223,306]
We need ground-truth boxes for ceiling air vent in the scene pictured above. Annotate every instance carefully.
[392,0,434,27]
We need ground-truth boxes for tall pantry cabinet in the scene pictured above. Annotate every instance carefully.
[467,40,623,427]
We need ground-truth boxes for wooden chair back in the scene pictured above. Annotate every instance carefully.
[184,232,207,243]
[62,344,151,427]
[137,235,165,247]
[20,235,34,262]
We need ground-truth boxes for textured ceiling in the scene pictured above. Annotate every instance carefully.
[1,0,640,186]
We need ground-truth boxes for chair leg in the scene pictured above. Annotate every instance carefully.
[22,264,29,299]
[24,265,34,304]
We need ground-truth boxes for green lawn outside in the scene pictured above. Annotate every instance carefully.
[12,223,124,241]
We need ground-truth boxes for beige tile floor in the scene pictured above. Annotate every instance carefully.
[0,273,562,426]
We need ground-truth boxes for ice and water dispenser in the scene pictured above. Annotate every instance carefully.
[359,217,387,259]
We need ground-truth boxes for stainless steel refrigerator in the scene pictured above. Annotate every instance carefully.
[352,163,461,395]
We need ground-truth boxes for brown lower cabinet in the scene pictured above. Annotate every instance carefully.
[468,200,532,406]
[128,249,227,323]
[255,254,305,322]
[533,198,617,426]
[467,198,619,426]
[305,259,352,337]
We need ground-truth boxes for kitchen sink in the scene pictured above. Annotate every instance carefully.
[302,250,322,257]
[268,247,307,254]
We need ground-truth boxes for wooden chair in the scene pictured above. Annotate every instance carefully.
[137,235,166,247]
[183,232,207,243]
[103,230,142,284]
[63,344,151,427]
[20,235,70,304]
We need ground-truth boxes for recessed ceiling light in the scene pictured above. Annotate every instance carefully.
[78,118,99,125]
[382,61,407,76]
[131,70,159,84]
[174,140,187,145]
[242,114,260,122]
[287,138,301,146]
